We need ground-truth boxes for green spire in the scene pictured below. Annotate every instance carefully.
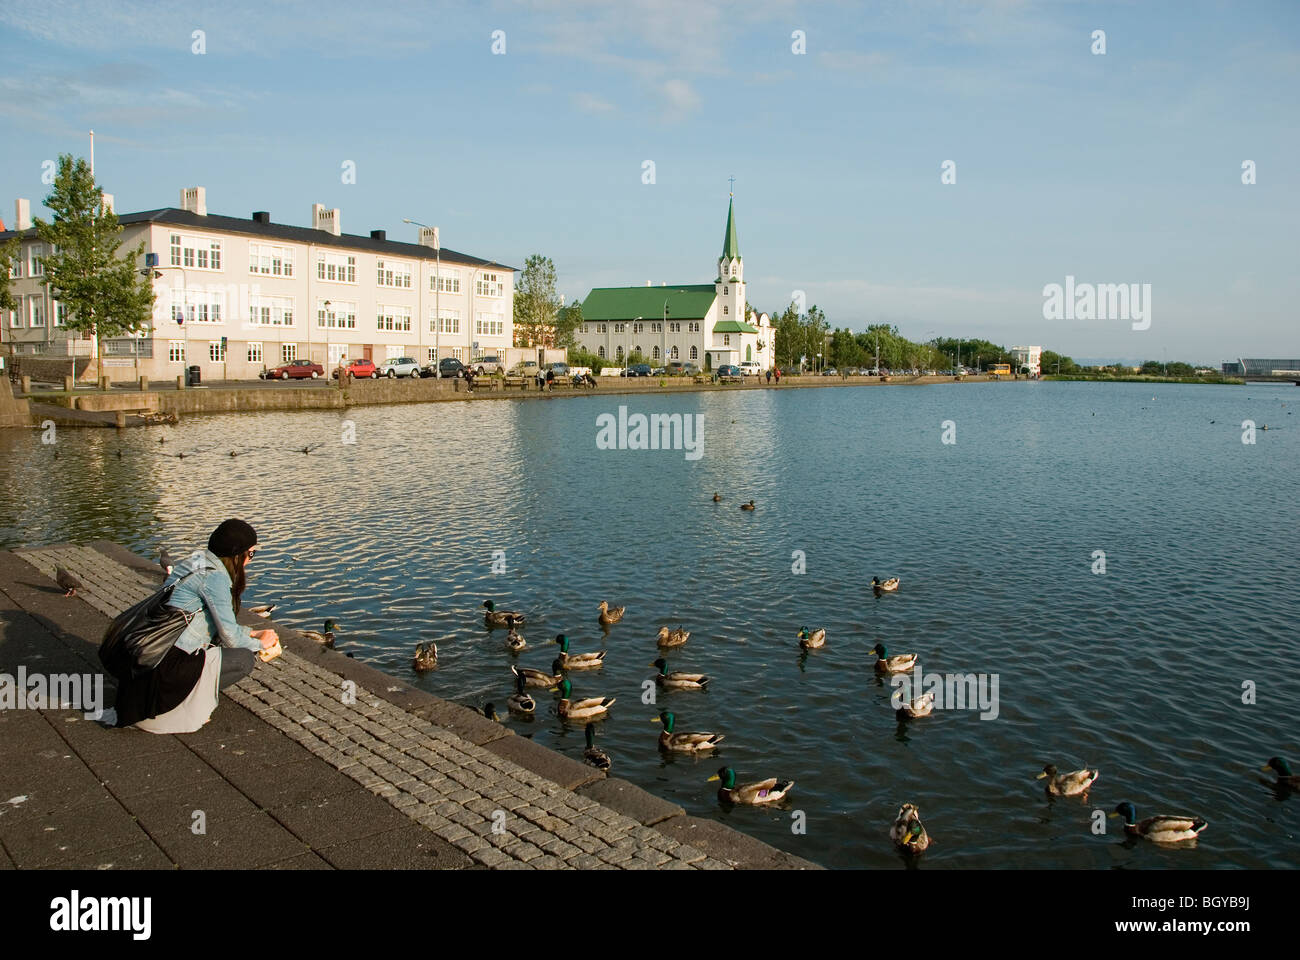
[721,197,740,261]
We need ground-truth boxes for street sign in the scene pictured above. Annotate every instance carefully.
[221,336,227,348]
[145,252,158,267]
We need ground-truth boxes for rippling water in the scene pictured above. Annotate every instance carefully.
[3,381,1297,868]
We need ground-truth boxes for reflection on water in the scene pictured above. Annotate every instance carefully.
[2,382,1298,868]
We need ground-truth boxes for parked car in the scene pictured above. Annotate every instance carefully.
[546,362,570,379]
[332,358,377,379]
[621,363,652,377]
[717,364,743,383]
[821,367,838,376]
[265,358,324,380]
[471,355,505,375]
[740,360,762,377]
[424,357,467,378]
[378,357,421,378]
[509,360,540,378]
[651,366,666,376]
[665,361,701,377]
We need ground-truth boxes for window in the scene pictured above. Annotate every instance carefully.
[475,272,503,297]
[598,324,607,333]
[329,344,348,364]
[652,322,661,332]
[52,300,67,327]
[616,346,624,360]
[316,252,356,283]
[430,309,460,334]
[169,233,222,271]
[7,309,19,327]
[209,341,226,362]
[652,346,660,359]
[691,322,701,332]
[8,253,21,278]
[613,323,624,333]
[248,295,295,326]
[723,286,728,295]
[633,322,642,333]
[281,343,297,363]
[474,314,504,336]
[598,346,605,359]
[168,341,185,363]
[386,345,405,360]
[669,322,681,333]
[432,270,460,294]
[723,305,729,315]
[317,300,357,329]
[249,243,294,277]
[581,324,589,334]
[450,346,463,359]
[378,304,412,332]
[670,346,679,359]
[723,334,730,345]
[689,346,698,359]
[376,259,412,288]
[247,342,264,364]
[427,347,438,362]
[28,245,44,276]
[172,287,225,324]
[29,297,45,326]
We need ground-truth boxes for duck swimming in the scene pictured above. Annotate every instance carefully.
[597,601,624,627]
[556,677,615,721]
[656,625,690,647]
[650,658,710,690]
[1109,802,1208,843]
[871,642,917,674]
[891,803,931,854]
[653,710,723,752]
[1036,764,1099,797]
[483,600,525,629]
[583,723,611,770]
[299,618,339,647]
[871,576,900,593]
[709,767,794,805]
[797,626,826,649]
[553,634,606,669]
[412,642,438,672]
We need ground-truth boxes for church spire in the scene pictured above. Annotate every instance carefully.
[721,195,740,261]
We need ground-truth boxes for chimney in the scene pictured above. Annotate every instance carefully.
[15,198,31,230]
[418,226,439,250]
[312,203,341,236]
[180,187,207,215]
[370,229,386,241]
[252,211,270,224]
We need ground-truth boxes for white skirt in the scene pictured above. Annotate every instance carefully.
[134,646,223,734]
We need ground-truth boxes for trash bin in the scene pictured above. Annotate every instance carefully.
[187,365,201,387]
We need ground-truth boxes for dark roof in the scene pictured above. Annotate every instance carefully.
[0,207,516,272]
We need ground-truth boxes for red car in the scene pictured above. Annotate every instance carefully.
[332,358,378,379]
[264,358,324,380]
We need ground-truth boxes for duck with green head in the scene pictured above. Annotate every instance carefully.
[1109,802,1208,843]
[483,600,525,629]
[511,662,562,689]
[871,642,917,673]
[653,710,723,752]
[556,677,615,721]
[651,658,710,690]
[507,673,536,715]
[1262,757,1299,788]
[299,618,339,647]
[797,626,826,649]
[412,642,438,672]
[583,723,611,770]
[872,576,900,593]
[890,803,930,854]
[554,633,606,669]
[708,766,794,805]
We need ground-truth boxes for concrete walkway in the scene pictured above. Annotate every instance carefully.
[0,542,817,870]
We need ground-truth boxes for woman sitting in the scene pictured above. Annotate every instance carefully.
[114,519,278,733]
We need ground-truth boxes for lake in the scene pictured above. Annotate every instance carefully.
[3,379,1296,868]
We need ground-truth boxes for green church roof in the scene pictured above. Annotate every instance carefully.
[721,198,740,260]
[580,284,716,322]
[713,319,758,334]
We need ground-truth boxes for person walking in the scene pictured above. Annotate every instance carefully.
[774,367,782,385]
[766,368,772,385]
[545,368,555,391]
[113,519,278,734]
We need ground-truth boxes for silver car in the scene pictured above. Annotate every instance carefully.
[378,357,422,378]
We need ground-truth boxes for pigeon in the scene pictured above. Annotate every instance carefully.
[159,548,175,576]
[55,567,82,597]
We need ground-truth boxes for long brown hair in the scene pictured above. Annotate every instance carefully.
[219,552,248,614]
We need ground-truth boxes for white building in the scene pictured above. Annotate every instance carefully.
[573,198,772,371]
[1,188,516,381]
[1011,345,1042,376]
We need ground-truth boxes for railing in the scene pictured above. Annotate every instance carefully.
[102,339,153,358]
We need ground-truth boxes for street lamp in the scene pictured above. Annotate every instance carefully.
[323,300,332,374]
[403,218,439,375]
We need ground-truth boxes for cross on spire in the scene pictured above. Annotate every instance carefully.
[728,175,735,197]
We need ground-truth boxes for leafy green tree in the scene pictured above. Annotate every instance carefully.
[512,254,560,348]
[829,327,866,369]
[34,154,154,379]
[1040,349,1077,375]
[0,237,20,315]
[772,301,802,367]
[554,297,583,350]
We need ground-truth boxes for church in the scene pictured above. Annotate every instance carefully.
[573,197,772,371]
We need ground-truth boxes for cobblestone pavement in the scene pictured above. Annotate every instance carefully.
[14,545,738,870]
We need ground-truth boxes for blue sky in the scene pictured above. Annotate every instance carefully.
[2,0,1296,363]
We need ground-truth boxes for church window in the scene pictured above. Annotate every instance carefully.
[670,346,679,359]
[652,346,660,359]
[724,286,728,295]
[689,346,698,360]
[723,334,730,345]
[723,306,728,315]
[616,346,624,360]
[598,346,605,358]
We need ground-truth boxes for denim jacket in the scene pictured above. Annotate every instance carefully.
[165,549,260,654]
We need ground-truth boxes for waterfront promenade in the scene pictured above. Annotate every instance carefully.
[0,542,817,870]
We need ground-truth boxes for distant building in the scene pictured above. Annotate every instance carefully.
[1010,345,1042,376]
[572,197,772,371]
[1223,358,1300,377]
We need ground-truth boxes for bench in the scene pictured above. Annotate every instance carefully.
[504,376,528,390]
[693,375,708,384]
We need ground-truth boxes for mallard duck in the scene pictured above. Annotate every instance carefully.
[554,633,606,669]
[891,804,931,854]
[507,674,536,715]
[898,690,936,718]
[656,625,690,647]
[583,723,611,770]
[1262,757,1300,788]
[709,767,794,805]
[483,600,525,629]
[482,703,505,722]
[1110,802,1208,843]
[871,642,917,673]
[299,618,339,647]
[412,642,438,672]
[505,628,526,652]
[711,492,721,502]
[597,601,624,627]
[797,626,826,649]
[872,576,900,592]
[159,547,175,576]
[511,663,562,689]
[740,500,756,511]
[1037,764,1099,796]
[247,603,277,619]
[653,710,723,752]
[556,677,615,721]
[55,566,82,597]
[651,657,710,690]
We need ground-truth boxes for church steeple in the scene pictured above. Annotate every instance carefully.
[719,193,742,282]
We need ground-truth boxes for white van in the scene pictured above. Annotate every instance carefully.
[740,361,762,377]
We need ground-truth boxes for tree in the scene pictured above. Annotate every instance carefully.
[554,298,583,350]
[801,305,829,370]
[772,301,802,367]
[512,254,560,348]
[34,155,154,379]
[0,236,19,315]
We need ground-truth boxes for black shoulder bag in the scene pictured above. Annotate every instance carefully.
[99,572,199,680]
